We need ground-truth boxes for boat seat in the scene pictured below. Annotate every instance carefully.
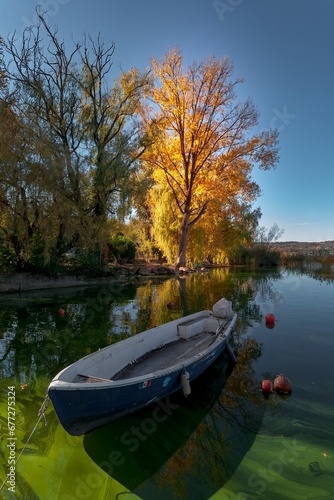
[177,315,219,340]
[75,374,111,383]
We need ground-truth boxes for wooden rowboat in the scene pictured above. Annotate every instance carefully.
[47,298,237,436]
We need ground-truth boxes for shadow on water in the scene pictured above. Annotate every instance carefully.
[84,335,265,499]
[1,268,280,498]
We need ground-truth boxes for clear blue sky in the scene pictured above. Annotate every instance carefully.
[1,0,333,242]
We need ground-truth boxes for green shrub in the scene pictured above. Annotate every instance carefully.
[64,247,104,275]
[239,246,281,267]
[109,235,136,262]
[0,244,17,272]
[24,235,65,275]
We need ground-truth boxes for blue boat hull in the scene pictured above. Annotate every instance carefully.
[49,335,235,436]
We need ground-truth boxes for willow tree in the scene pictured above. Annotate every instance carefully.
[0,39,43,269]
[79,38,152,221]
[3,13,151,269]
[142,49,279,267]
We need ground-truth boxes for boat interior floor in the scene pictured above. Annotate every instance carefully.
[73,329,223,383]
[112,330,218,380]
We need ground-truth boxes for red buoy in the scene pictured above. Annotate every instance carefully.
[261,379,273,394]
[58,307,65,317]
[167,301,174,310]
[274,374,292,394]
[265,321,275,329]
[265,313,275,324]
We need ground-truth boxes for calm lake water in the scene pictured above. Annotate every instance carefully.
[1,266,334,499]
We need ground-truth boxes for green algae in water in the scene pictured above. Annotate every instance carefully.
[212,433,334,499]
[1,268,334,499]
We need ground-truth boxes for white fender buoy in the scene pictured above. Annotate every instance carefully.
[181,369,191,397]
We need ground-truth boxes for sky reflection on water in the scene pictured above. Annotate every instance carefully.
[0,267,334,499]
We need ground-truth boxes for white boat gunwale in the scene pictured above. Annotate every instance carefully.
[49,312,237,390]
[47,298,237,435]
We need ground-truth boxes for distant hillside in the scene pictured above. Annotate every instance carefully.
[271,241,334,255]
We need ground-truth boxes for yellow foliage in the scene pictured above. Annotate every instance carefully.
[141,48,278,265]
[148,186,179,262]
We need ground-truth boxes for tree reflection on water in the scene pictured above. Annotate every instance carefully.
[0,266,295,498]
[148,337,265,498]
[84,335,265,499]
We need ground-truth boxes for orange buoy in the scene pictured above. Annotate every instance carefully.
[58,307,65,317]
[274,374,292,394]
[261,379,273,394]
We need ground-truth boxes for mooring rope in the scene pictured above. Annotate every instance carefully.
[0,395,50,493]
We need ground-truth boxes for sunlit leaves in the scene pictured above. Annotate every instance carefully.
[142,48,279,265]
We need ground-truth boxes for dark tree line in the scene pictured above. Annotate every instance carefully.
[0,16,151,272]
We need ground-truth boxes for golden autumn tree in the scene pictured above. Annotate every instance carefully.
[142,49,279,267]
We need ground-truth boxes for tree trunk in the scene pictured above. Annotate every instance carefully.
[176,212,190,268]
